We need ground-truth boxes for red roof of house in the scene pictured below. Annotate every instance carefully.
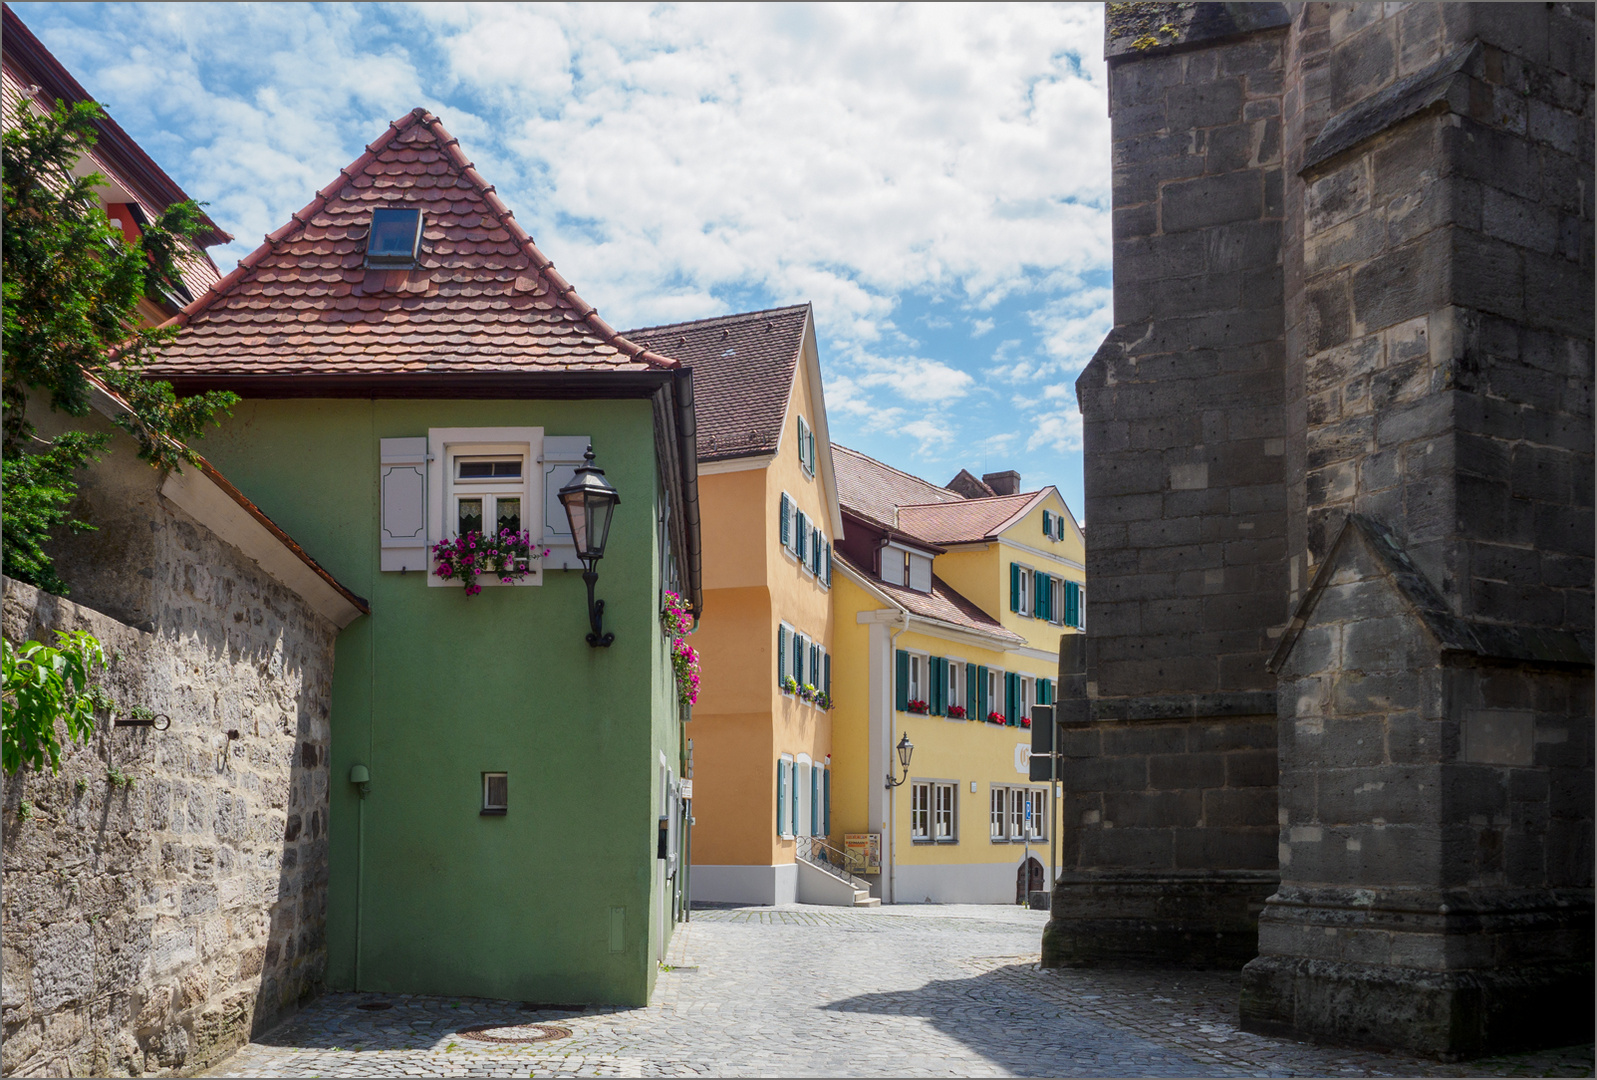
[147,108,678,380]
[835,550,1026,645]
[832,444,964,528]
[625,305,809,463]
[895,491,1049,545]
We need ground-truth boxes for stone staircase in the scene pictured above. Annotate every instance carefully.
[795,837,880,907]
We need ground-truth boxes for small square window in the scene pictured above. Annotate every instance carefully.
[482,772,508,815]
[367,207,423,267]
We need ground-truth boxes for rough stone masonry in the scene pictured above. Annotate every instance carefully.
[1046,1,1593,1060]
[1,420,338,1076]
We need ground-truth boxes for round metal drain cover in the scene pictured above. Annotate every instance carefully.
[457,1022,572,1044]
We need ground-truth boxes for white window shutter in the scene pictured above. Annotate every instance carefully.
[540,436,592,571]
[380,438,428,571]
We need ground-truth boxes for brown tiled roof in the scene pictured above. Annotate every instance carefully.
[624,306,808,462]
[836,550,1025,645]
[147,108,677,379]
[895,491,1048,545]
[832,444,964,527]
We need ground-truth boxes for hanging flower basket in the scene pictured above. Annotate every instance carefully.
[662,592,699,706]
[946,705,967,719]
[432,530,548,596]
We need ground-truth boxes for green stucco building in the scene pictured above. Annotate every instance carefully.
[149,109,702,1006]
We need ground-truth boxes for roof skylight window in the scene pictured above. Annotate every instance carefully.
[366,207,423,267]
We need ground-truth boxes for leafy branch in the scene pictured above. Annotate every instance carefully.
[1,631,105,774]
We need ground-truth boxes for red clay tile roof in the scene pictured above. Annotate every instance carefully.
[146,108,677,379]
[625,306,809,462]
[835,550,1025,645]
[895,491,1049,545]
[833,444,964,527]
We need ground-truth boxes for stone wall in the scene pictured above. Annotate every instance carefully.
[1,431,337,1075]
[1053,1,1294,965]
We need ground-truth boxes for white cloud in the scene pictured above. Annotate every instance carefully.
[18,0,1109,506]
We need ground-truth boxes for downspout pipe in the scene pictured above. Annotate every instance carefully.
[885,612,908,905]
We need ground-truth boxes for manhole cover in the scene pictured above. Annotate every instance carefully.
[457,1023,571,1044]
[356,1001,392,1011]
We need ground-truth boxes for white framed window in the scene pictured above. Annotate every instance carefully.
[1026,788,1048,840]
[907,652,929,708]
[986,667,1004,721]
[1051,577,1065,626]
[428,427,542,588]
[777,755,794,838]
[779,492,794,555]
[1016,566,1033,617]
[796,414,816,477]
[945,660,964,718]
[910,782,931,841]
[482,772,508,815]
[1019,676,1034,721]
[990,785,1048,841]
[934,782,956,841]
[907,551,933,593]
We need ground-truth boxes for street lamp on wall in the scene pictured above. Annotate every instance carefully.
[558,445,621,648]
[884,732,914,789]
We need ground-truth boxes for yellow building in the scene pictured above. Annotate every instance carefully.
[626,306,844,905]
[830,448,1085,904]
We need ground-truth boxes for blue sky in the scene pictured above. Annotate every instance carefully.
[20,2,1112,518]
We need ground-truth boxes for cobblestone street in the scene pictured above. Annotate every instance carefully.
[213,906,1594,1078]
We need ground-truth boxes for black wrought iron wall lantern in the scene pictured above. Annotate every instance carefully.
[558,445,621,648]
[884,732,914,789]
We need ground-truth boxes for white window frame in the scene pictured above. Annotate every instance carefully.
[778,754,795,838]
[986,667,1004,722]
[945,660,964,719]
[1050,576,1065,626]
[1026,788,1048,841]
[428,427,542,588]
[1019,676,1034,721]
[910,781,931,842]
[907,651,928,708]
[907,550,933,593]
[1015,564,1033,618]
[482,771,508,814]
[990,786,1007,840]
[933,781,957,842]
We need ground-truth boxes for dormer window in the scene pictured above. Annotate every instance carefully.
[367,207,423,267]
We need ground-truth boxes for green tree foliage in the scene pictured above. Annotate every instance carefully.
[1,100,238,594]
[1,630,105,775]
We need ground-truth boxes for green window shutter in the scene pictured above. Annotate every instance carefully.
[777,625,788,686]
[811,768,820,835]
[1010,563,1020,613]
[1040,678,1052,705]
[895,650,910,711]
[797,416,806,468]
[1066,581,1079,627]
[780,494,792,548]
[810,643,820,686]
[927,657,941,715]
[1034,572,1046,619]
[1005,672,1017,725]
[777,760,789,835]
[795,634,806,684]
[824,541,832,586]
[1042,510,1052,538]
[976,666,989,717]
[823,768,831,836]
[967,664,978,718]
[795,510,807,562]
[792,770,800,838]
[824,652,832,696]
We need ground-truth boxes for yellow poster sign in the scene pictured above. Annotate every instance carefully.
[844,832,881,875]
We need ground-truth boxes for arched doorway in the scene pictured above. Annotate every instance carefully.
[1016,857,1044,904]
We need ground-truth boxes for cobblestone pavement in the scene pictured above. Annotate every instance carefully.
[213,905,1594,1078]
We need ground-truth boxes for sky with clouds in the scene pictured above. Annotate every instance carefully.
[19,1,1112,517]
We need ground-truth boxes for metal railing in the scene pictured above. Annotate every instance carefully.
[793,835,874,892]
